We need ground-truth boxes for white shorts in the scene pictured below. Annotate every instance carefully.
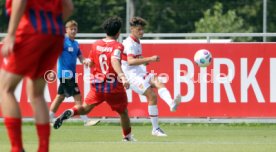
[127,73,154,95]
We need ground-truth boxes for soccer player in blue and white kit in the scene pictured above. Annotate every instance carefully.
[49,20,99,126]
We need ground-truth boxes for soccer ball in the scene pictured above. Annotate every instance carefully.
[194,49,212,67]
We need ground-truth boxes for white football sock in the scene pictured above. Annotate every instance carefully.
[80,115,89,122]
[49,111,55,119]
[148,105,159,130]
[158,88,173,107]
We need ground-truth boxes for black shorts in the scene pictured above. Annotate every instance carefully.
[58,78,80,97]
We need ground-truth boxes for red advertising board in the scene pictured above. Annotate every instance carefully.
[1,42,276,118]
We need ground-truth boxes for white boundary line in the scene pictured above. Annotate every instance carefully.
[56,141,276,145]
[1,118,276,123]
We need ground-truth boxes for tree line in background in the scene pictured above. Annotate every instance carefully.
[0,0,275,41]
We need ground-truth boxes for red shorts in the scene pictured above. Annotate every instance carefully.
[1,34,64,79]
[85,90,128,113]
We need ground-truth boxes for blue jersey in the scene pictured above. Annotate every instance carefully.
[57,36,82,78]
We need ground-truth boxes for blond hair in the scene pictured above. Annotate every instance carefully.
[65,20,78,28]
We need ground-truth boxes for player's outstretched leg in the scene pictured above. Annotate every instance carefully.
[53,110,72,129]
[170,94,182,112]
[155,79,182,112]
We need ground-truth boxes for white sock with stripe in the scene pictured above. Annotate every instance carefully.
[148,105,159,130]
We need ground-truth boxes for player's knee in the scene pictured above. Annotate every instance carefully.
[154,80,165,89]
[29,94,44,103]
[1,86,16,95]
[149,92,157,101]
[0,82,17,95]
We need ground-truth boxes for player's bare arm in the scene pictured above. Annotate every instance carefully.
[127,55,160,66]
[111,57,130,89]
[1,0,26,57]
[78,55,85,64]
[79,55,94,68]
[83,58,94,68]
[62,0,74,20]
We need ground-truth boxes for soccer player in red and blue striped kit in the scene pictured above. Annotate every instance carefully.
[0,0,73,151]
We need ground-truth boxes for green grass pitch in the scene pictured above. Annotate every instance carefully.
[1,122,276,152]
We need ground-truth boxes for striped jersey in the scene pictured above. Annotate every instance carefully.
[6,0,64,36]
[89,39,125,93]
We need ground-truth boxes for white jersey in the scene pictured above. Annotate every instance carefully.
[122,36,147,75]
[122,36,153,94]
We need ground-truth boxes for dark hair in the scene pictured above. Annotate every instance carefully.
[129,17,147,27]
[102,16,122,36]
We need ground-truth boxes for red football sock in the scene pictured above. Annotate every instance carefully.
[4,117,24,152]
[36,123,50,152]
[72,107,79,116]
[122,127,131,137]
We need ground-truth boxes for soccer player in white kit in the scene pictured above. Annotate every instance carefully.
[122,17,181,136]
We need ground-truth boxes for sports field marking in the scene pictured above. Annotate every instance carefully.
[58,141,276,145]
